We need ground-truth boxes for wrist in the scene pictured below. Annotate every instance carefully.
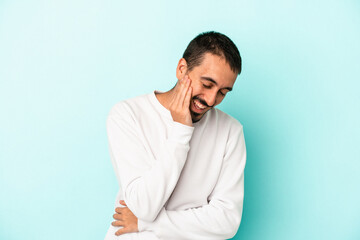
[168,121,194,144]
[138,218,151,232]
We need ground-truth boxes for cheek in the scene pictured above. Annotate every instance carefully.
[190,85,203,98]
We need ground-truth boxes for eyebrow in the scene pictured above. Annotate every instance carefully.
[200,76,233,91]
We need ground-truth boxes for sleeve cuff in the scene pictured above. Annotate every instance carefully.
[167,121,194,144]
[138,218,151,232]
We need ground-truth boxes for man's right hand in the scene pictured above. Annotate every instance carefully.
[169,75,193,127]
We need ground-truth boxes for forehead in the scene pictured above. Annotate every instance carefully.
[192,53,237,86]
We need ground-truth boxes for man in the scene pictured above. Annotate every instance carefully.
[105,31,246,240]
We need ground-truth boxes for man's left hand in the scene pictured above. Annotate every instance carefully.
[112,200,139,236]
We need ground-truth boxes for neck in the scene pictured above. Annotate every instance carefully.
[155,88,176,110]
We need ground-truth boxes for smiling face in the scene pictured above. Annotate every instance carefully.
[176,52,238,123]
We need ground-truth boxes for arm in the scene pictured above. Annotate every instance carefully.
[106,76,193,222]
[138,123,247,240]
[107,108,193,222]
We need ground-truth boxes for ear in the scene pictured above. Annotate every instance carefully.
[176,58,188,81]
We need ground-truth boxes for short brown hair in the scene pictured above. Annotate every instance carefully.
[183,31,242,75]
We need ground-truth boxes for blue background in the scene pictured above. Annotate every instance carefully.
[1,0,359,239]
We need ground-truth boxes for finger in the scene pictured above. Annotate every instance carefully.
[172,78,185,107]
[113,213,122,220]
[175,75,188,98]
[115,207,123,213]
[119,200,127,206]
[111,220,124,227]
[184,86,192,108]
[115,227,130,236]
[179,75,190,106]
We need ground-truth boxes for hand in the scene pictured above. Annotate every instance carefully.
[169,75,193,126]
[112,200,138,236]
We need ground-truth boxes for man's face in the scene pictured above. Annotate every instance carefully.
[185,53,238,123]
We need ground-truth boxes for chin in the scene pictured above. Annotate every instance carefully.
[190,111,204,123]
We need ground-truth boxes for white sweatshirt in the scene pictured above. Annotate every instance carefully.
[104,90,246,240]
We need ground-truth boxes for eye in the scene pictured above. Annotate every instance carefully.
[219,89,230,96]
[203,84,212,89]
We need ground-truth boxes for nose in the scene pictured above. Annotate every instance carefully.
[204,90,217,107]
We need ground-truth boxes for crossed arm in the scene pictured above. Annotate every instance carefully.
[107,109,246,239]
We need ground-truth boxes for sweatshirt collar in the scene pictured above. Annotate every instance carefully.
[149,90,173,120]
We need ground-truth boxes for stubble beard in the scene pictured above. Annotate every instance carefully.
[190,96,211,123]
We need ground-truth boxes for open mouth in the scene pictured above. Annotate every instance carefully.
[192,99,207,113]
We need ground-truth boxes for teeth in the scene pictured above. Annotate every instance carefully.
[194,100,206,110]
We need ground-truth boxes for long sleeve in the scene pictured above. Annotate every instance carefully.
[138,123,247,240]
[106,103,194,222]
